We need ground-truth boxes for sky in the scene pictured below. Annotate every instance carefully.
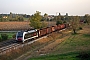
[0,0,90,16]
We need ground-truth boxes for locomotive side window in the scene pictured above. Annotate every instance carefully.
[24,32,37,39]
[24,33,31,39]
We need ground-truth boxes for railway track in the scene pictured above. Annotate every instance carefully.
[0,28,69,55]
[0,39,17,48]
[0,36,47,55]
[0,43,20,55]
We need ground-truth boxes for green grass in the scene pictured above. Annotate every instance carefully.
[83,34,90,37]
[29,52,78,60]
[0,32,16,42]
[23,18,29,21]
[29,52,90,60]
[28,33,90,60]
[29,51,90,60]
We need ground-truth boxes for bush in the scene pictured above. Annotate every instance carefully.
[12,34,16,38]
[56,20,63,25]
[63,20,66,23]
[0,37,2,42]
[1,34,8,40]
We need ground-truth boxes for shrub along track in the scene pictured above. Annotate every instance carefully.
[14,28,72,60]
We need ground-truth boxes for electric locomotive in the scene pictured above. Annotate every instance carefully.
[16,29,38,43]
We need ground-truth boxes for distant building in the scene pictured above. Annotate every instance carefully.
[3,16,8,18]
[48,15,54,20]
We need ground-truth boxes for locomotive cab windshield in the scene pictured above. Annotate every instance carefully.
[17,31,23,37]
[16,31,23,41]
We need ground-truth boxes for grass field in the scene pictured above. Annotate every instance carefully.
[0,32,16,41]
[28,25,90,60]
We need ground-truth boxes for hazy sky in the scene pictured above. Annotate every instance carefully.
[0,0,90,16]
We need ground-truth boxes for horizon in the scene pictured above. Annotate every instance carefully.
[0,12,88,16]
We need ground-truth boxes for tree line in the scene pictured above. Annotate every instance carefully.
[0,12,30,22]
[30,11,90,34]
[0,11,90,34]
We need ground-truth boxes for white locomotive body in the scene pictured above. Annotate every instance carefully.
[16,29,38,43]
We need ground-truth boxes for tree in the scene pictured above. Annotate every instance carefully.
[15,14,19,21]
[56,20,63,25]
[10,12,12,19]
[65,13,69,20]
[70,16,80,34]
[30,11,42,29]
[84,14,90,25]
[0,17,3,22]
[61,16,64,20]
[18,16,24,21]
[41,21,48,28]
[57,15,61,20]
[44,13,48,21]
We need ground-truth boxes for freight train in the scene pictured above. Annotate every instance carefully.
[16,24,69,43]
